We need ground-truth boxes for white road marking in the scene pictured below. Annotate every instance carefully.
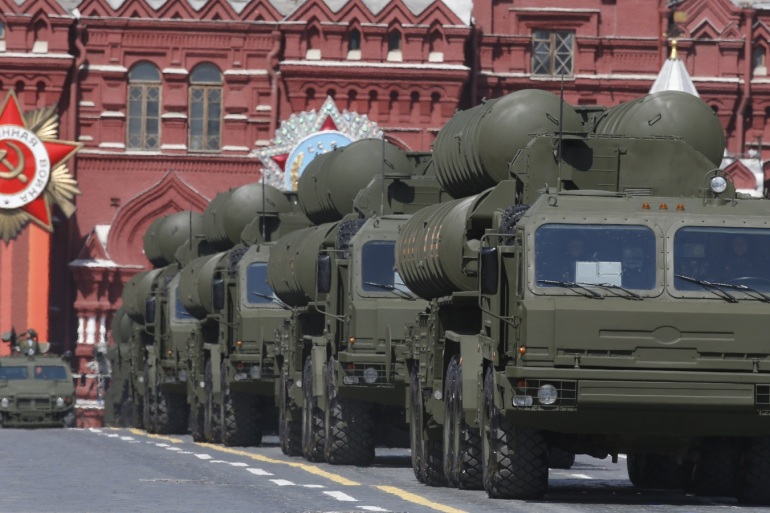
[120,437,134,441]
[357,507,389,512]
[247,468,274,476]
[165,447,182,451]
[107,434,119,438]
[155,443,170,447]
[570,473,593,479]
[209,460,228,463]
[302,484,325,488]
[195,454,213,460]
[324,491,358,502]
[89,428,102,433]
[270,479,295,486]
[178,451,193,454]
[229,462,248,467]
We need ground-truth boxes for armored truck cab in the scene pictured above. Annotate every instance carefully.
[0,354,76,428]
[476,188,770,503]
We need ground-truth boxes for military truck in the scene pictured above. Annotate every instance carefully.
[179,183,310,445]
[270,140,450,464]
[0,352,76,428]
[103,307,134,427]
[394,89,770,501]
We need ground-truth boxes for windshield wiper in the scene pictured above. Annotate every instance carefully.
[364,281,417,301]
[709,281,770,303]
[250,291,290,309]
[584,282,643,301]
[674,274,738,303]
[537,280,604,299]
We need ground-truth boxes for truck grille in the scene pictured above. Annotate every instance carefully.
[756,385,770,408]
[516,379,577,407]
[17,397,51,411]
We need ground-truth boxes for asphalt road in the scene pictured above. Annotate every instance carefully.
[0,428,757,513]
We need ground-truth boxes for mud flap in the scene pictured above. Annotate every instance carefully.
[311,342,327,410]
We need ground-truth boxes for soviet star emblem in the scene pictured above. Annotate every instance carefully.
[0,91,82,242]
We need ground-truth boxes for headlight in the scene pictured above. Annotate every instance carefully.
[343,375,359,385]
[363,367,378,384]
[0,398,8,408]
[178,370,188,382]
[537,384,558,405]
[56,397,65,407]
[249,365,261,379]
[710,176,728,194]
[512,395,533,407]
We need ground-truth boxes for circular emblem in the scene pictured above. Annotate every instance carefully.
[284,130,352,190]
[0,126,51,209]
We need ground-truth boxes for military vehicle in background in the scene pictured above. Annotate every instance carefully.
[395,89,770,503]
[102,307,134,427]
[0,349,76,428]
[270,140,451,464]
[179,182,310,445]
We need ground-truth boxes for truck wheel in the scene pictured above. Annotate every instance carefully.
[738,436,770,504]
[203,359,222,443]
[409,361,445,485]
[481,367,548,499]
[627,454,685,489]
[221,361,262,447]
[189,400,205,443]
[143,368,157,434]
[548,447,576,470]
[279,369,301,456]
[156,389,188,435]
[444,356,482,489]
[132,392,144,430]
[324,358,375,465]
[301,356,324,462]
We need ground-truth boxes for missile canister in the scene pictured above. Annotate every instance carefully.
[223,183,293,245]
[593,90,726,167]
[395,196,480,299]
[144,211,204,267]
[122,269,163,323]
[267,223,337,307]
[297,139,413,224]
[177,252,226,319]
[111,307,134,345]
[202,189,234,250]
[432,89,584,198]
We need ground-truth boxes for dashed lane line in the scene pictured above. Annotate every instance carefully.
[357,508,389,512]
[324,491,357,502]
[270,479,295,486]
[195,453,213,460]
[127,428,183,444]
[376,486,468,513]
[246,468,274,476]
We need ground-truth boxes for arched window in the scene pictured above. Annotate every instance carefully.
[754,46,767,76]
[387,30,402,62]
[348,29,361,60]
[127,62,161,150]
[189,63,222,152]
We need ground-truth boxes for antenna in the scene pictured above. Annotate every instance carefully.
[557,72,565,192]
[261,173,266,241]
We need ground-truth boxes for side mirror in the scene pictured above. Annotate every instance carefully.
[144,296,156,324]
[317,254,332,295]
[212,278,225,311]
[480,247,499,295]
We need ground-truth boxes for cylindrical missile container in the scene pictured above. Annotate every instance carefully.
[144,211,205,267]
[122,269,163,323]
[297,139,413,224]
[395,196,480,299]
[177,252,226,319]
[593,90,726,167]
[432,89,584,198]
[267,223,337,307]
[223,182,293,245]
[202,189,234,250]
[111,307,134,345]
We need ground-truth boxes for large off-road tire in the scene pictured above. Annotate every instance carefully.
[324,358,375,465]
[481,368,548,499]
[143,368,157,434]
[221,361,262,447]
[132,392,145,430]
[549,447,576,470]
[738,436,770,504]
[409,361,445,486]
[156,388,188,434]
[301,356,325,462]
[203,359,222,443]
[279,369,301,456]
[627,453,685,489]
[189,400,206,443]
[443,356,482,489]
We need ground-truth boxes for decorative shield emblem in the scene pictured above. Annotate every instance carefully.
[0,91,82,242]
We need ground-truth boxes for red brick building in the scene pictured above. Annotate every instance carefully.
[0,0,769,424]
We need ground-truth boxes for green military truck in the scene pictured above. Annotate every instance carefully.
[395,89,770,501]
[0,353,76,428]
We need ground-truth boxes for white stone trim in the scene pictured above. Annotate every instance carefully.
[161,113,187,119]
[224,114,248,120]
[98,142,126,149]
[224,69,268,76]
[83,64,127,72]
[222,145,250,151]
[160,144,187,150]
[101,111,125,118]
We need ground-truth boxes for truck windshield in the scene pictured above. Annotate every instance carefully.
[33,366,68,380]
[174,287,195,320]
[246,263,275,305]
[674,227,770,291]
[0,367,27,380]
[535,224,656,290]
[361,240,412,295]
